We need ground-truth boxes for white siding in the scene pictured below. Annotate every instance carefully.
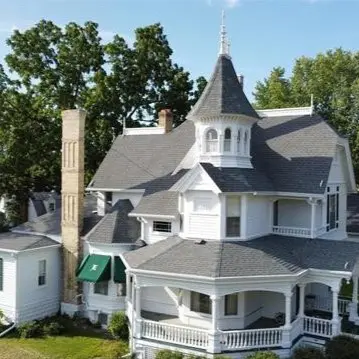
[112,192,143,208]
[184,191,220,239]
[143,219,180,244]
[141,287,178,316]
[0,252,17,322]
[246,196,271,238]
[16,247,61,323]
[278,199,310,228]
[83,242,132,321]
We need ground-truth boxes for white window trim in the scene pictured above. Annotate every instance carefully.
[38,259,47,287]
[152,221,172,234]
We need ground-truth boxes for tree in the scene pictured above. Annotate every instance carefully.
[253,48,359,180]
[0,21,206,221]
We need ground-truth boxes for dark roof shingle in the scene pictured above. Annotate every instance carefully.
[0,232,59,251]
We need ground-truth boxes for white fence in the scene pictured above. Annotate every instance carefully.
[141,319,209,349]
[220,328,283,350]
[303,316,333,338]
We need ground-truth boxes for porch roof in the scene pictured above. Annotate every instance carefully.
[123,235,359,278]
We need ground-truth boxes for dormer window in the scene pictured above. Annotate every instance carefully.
[206,129,219,153]
[224,128,231,152]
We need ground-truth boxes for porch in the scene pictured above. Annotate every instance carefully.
[127,280,352,353]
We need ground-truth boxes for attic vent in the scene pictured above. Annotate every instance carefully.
[194,239,206,245]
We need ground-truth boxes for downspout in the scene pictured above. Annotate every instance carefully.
[0,322,16,338]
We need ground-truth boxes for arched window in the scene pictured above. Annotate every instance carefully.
[224,128,231,152]
[206,129,218,152]
[237,129,241,153]
[244,130,249,155]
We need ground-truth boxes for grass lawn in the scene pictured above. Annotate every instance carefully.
[0,316,128,359]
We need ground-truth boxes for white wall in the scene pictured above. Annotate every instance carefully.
[141,287,178,316]
[278,199,310,228]
[246,196,271,238]
[97,191,144,216]
[16,247,61,323]
[83,242,133,322]
[143,219,180,244]
[183,190,220,239]
[0,252,17,322]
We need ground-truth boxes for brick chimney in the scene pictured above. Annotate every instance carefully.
[158,109,173,133]
[60,109,86,316]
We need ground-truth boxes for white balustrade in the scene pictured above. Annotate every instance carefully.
[339,298,350,315]
[141,319,209,349]
[221,328,283,350]
[272,226,311,238]
[126,301,133,325]
[303,316,333,337]
[308,296,350,315]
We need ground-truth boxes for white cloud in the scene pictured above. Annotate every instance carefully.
[224,0,240,7]
[205,0,241,8]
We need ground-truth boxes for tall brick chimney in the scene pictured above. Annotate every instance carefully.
[60,109,86,315]
[158,109,173,133]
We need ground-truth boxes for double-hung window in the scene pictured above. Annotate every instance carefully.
[153,221,172,233]
[190,292,211,314]
[326,186,339,231]
[38,260,46,286]
[94,281,108,295]
[226,196,241,237]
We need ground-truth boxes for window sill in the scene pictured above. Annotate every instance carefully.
[152,231,172,235]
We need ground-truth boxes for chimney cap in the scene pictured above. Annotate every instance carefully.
[159,109,173,115]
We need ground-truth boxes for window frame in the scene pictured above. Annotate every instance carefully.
[326,185,340,232]
[224,128,231,152]
[152,221,172,233]
[38,259,46,286]
[94,281,109,296]
[205,129,219,153]
[190,291,211,315]
[225,293,238,316]
[226,196,241,238]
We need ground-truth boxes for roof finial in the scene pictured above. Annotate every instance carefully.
[219,10,229,56]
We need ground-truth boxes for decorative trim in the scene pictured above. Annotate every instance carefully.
[257,107,313,118]
[123,127,165,136]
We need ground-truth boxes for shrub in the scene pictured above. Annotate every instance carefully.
[43,321,64,336]
[325,334,359,359]
[17,321,42,338]
[108,311,128,340]
[292,346,325,359]
[245,352,280,359]
[155,350,183,359]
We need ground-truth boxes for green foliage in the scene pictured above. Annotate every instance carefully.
[0,21,206,220]
[0,308,4,321]
[325,334,359,359]
[253,48,359,181]
[43,321,64,336]
[245,352,280,359]
[0,213,8,233]
[155,350,183,359]
[292,346,325,359]
[17,321,43,338]
[108,311,128,340]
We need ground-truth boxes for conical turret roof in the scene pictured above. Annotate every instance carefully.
[188,54,259,120]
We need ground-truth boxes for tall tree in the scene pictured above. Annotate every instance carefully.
[253,48,359,181]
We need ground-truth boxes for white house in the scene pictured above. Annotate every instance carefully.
[2,15,359,359]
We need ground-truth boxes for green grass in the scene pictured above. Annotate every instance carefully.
[0,315,129,359]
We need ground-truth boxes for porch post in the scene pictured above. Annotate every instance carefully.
[282,291,292,348]
[309,199,317,239]
[135,285,142,339]
[126,272,131,302]
[331,287,340,335]
[207,295,221,354]
[298,284,306,317]
[349,277,359,322]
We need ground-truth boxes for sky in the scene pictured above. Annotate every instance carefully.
[1,0,359,102]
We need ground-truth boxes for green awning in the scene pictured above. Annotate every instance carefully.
[77,254,111,283]
[114,256,126,283]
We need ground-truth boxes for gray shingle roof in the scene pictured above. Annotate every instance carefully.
[13,194,101,237]
[0,232,59,251]
[252,114,338,194]
[89,121,195,190]
[347,194,359,233]
[87,199,140,244]
[188,55,258,120]
[200,163,274,193]
[123,235,359,277]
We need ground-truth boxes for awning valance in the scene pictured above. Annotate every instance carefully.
[114,256,126,283]
[77,254,111,283]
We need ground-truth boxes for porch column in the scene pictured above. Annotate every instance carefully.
[331,287,340,335]
[126,272,131,302]
[135,285,142,339]
[298,284,306,317]
[207,295,221,354]
[285,292,292,328]
[349,277,359,322]
[309,198,317,239]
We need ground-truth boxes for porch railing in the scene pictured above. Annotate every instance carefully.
[308,296,350,315]
[303,316,333,337]
[141,319,209,349]
[272,226,311,238]
[291,317,303,341]
[220,327,283,350]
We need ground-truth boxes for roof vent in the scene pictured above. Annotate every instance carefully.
[194,239,206,245]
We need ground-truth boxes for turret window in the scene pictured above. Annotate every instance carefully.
[237,130,241,153]
[206,129,219,152]
[244,130,249,155]
[224,128,231,152]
